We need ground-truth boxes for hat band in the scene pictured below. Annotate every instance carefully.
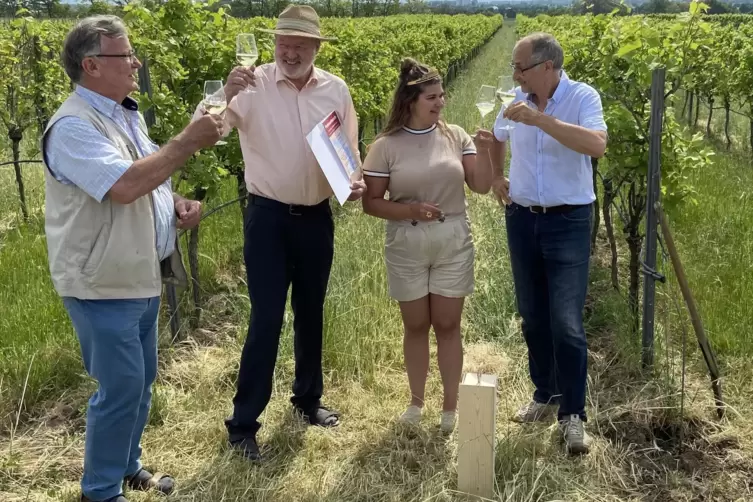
[275,18,321,36]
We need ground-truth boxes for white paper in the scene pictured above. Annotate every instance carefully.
[306,111,357,205]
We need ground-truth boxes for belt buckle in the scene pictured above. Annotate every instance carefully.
[289,204,302,216]
[529,205,546,214]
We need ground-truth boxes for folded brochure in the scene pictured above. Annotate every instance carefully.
[306,110,358,205]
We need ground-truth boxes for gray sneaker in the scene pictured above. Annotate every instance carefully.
[558,414,591,454]
[512,400,559,423]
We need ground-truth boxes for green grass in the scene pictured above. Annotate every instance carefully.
[663,152,753,356]
[0,163,88,429]
[1,22,752,502]
[677,91,752,154]
[663,93,753,357]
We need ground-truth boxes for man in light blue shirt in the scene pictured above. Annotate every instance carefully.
[46,84,178,262]
[44,15,222,502]
[490,32,607,455]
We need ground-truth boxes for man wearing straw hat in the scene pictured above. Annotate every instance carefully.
[198,4,365,462]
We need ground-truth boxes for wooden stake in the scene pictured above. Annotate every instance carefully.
[655,202,725,419]
[457,372,497,499]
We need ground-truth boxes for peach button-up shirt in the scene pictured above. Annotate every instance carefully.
[221,63,361,206]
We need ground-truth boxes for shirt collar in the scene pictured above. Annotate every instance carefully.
[402,123,437,135]
[274,63,320,88]
[550,70,569,103]
[75,85,139,118]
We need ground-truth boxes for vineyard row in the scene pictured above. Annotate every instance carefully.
[517,9,753,151]
[1,4,503,224]
[1,6,502,159]
[0,4,503,336]
[514,3,737,325]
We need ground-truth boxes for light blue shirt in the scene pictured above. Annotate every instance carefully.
[493,71,607,207]
[45,85,176,261]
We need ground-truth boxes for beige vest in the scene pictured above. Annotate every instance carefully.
[42,92,187,299]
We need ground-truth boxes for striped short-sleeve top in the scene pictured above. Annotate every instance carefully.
[363,122,477,218]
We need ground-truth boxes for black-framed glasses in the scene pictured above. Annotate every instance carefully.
[509,60,546,73]
[90,49,138,62]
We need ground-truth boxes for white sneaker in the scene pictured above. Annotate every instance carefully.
[440,410,456,433]
[512,401,559,423]
[399,405,422,425]
[558,414,591,454]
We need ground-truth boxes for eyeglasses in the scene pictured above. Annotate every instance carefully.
[90,49,139,62]
[509,60,546,73]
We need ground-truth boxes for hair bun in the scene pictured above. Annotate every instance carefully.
[400,58,419,78]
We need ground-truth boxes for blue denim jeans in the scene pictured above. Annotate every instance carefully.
[505,203,592,421]
[63,296,160,501]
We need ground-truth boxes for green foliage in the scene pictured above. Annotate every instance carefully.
[644,12,749,21]
[516,3,720,320]
[0,3,502,200]
[0,14,69,143]
[571,0,632,16]
[517,6,718,212]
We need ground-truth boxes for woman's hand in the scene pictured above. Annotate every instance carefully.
[473,129,495,151]
[410,202,443,221]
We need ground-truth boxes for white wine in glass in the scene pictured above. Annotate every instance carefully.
[496,75,517,131]
[204,102,226,115]
[476,85,496,121]
[496,75,516,106]
[236,33,258,93]
[496,90,516,106]
[203,80,227,145]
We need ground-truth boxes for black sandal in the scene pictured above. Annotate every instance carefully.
[301,406,340,427]
[124,468,174,496]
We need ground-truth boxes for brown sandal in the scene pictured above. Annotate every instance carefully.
[124,468,174,495]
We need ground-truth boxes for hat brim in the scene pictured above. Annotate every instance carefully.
[256,27,337,41]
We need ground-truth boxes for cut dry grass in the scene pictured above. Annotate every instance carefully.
[3,332,751,501]
[1,22,753,502]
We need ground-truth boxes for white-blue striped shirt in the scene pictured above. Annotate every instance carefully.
[45,85,176,261]
[493,72,607,207]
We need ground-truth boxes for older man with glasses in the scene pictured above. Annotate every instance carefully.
[43,15,223,502]
[489,32,607,454]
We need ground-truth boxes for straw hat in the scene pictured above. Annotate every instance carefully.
[257,5,337,41]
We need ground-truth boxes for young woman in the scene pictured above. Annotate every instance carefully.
[362,58,495,432]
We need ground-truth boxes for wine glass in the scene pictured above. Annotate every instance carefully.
[203,80,227,145]
[236,33,258,94]
[496,76,517,131]
[476,85,496,123]
[496,76,516,105]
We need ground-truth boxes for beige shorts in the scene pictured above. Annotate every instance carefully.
[384,215,475,302]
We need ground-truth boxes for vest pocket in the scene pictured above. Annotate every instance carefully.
[81,223,111,276]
